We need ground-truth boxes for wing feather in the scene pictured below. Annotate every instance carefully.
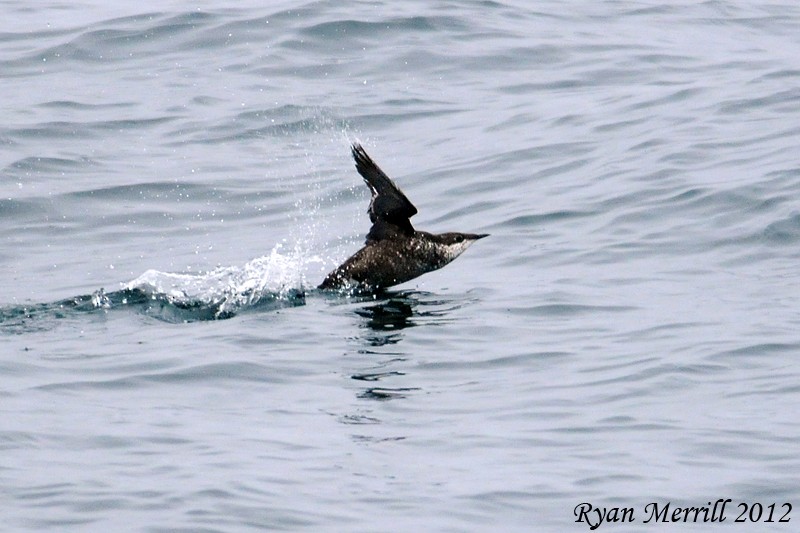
[351,143,417,241]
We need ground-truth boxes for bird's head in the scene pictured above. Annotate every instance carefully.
[432,232,489,264]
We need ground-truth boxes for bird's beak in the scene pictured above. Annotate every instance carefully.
[474,233,490,240]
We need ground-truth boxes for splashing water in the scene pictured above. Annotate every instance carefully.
[0,244,317,332]
[125,243,317,319]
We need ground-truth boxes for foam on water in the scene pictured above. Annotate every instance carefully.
[0,244,316,330]
[129,245,296,302]
[125,243,316,319]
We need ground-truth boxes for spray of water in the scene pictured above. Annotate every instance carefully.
[124,242,322,318]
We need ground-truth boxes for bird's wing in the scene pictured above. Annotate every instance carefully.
[351,143,417,242]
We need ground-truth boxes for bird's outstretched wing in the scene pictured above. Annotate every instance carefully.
[351,143,417,242]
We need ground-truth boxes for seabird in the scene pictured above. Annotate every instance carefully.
[319,143,488,291]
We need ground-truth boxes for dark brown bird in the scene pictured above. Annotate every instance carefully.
[319,143,488,291]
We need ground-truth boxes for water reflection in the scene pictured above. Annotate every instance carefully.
[337,290,479,441]
[354,292,417,346]
[348,290,470,402]
[347,291,416,401]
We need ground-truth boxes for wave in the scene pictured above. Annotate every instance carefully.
[0,245,312,332]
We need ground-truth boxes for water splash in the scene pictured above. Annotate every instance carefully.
[0,245,315,332]
[125,243,314,319]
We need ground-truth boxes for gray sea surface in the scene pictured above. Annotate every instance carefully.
[2,1,800,531]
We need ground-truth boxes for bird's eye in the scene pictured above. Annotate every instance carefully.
[456,236,464,243]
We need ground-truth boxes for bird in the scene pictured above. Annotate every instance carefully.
[319,143,488,291]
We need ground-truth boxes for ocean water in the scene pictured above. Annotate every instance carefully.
[2,1,800,531]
